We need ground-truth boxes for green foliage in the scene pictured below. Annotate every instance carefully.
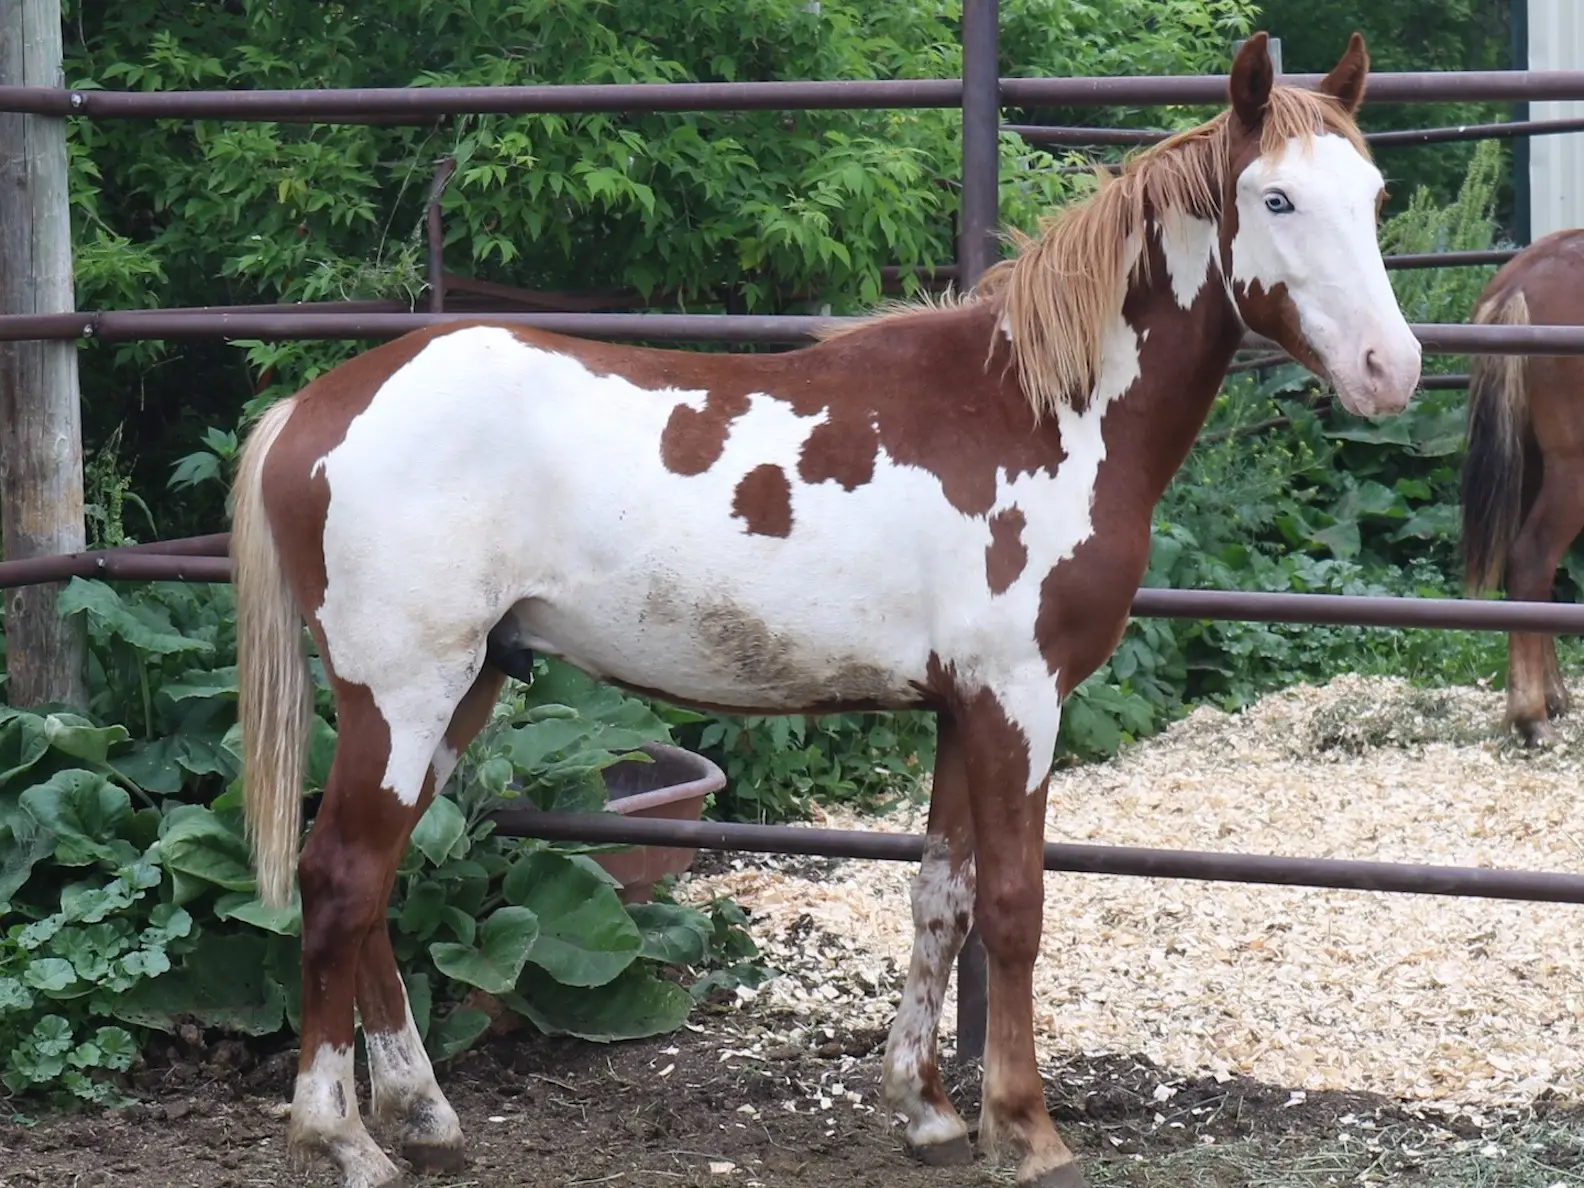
[0,579,764,1104]
[58,0,1258,534]
[1251,0,1515,222]
[676,710,936,823]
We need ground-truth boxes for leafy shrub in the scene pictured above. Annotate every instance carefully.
[0,580,763,1105]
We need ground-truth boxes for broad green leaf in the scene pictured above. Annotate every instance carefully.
[112,932,286,1036]
[215,890,302,935]
[19,771,134,867]
[0,806,57,901]
[404,970,432,1041]
[0,712,52,786]
[92,1026,138,1072]
[506,963,691,1043]
[43,715,130,767]
[428,1006,491,1062]
[397,881,448,940]
[159,805,256,892]
[0,975,34,1012]
[429,905,539,995]
[23,958,78,995]
[57,578,213,657]
[627,902,711,967]
[60,879,136,923]
[409,794,467,867]
[160,667,238,703]
[503,850,641,988]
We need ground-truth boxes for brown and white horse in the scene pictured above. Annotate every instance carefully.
[1462,228,1584,745]
[231,32,1418,1188]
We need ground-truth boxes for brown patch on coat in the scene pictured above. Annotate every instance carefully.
[731,463,794,537]
[660,389,752,476]
[504,311,1063,520]
[1235,278,1324,377]
[1038,226,1247,698]
[984,508,1029,594]
[798,412,879,490]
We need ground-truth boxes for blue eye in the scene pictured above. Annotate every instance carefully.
[1264,191,1295,214]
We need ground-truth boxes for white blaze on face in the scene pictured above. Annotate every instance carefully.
[1230,134,1421,417]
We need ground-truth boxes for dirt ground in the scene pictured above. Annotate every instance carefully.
[12,677,1584,1186]
[5,1007,1584,1188]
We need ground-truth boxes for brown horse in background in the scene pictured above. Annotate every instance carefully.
[1461,229,1584,745]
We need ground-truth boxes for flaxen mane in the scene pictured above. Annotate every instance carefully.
[823,86,1370,420]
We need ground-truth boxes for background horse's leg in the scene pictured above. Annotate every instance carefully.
[1542,634,1571,719]
[360,666,507,1172]
[960,694,1082,1187]
[291,660,482,1188]
[881,713,977,1165]
[1504,467,1584,745]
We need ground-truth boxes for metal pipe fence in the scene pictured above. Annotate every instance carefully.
[1008,114,1584,149]
[0,310,1577,357]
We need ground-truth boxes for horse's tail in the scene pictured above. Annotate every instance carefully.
[232,398,311,910]
[1462,289,1534,597]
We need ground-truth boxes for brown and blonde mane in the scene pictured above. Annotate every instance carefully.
[826,86,1371,420]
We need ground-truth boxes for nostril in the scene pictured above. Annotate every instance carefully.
[1364,348,1385,381]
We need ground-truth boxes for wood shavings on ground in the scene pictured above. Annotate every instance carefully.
[676,675,1584,1110]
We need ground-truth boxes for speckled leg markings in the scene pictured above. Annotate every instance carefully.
[882,719,978,1164]
[882,840,977,1162]
[290,1043,400,1188]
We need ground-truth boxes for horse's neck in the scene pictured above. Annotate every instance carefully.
[1100,210,1244,500]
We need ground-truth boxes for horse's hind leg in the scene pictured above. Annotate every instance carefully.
[291,658,483,1188]
[1505,465,1584,745]
[882,713,976,1165]
[359,666,506,1172]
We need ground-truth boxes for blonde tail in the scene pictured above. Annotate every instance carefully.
[232,399,311,910]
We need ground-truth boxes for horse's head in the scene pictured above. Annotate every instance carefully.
[1219,32,1421,418]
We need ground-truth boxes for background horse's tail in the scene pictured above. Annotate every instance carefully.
[1462,289,1532,596]
[232,398,311,910]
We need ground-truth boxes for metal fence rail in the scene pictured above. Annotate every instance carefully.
[9,68,1584,123]
[492,811,1584,906]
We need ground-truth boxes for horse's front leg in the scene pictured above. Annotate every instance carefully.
[882,712,977,1164]
[958,675,1084,1187]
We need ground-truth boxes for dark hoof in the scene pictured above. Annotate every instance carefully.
[402,1140,466,1175]
[906,1134,974,1167]
[1027,1161,1089,1188]
[1514,717,1557,747]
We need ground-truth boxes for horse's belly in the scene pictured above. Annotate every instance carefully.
[504,571,931,711]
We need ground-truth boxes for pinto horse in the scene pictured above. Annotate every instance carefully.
[231,32,1418,1188]
[1461,228,1584,745]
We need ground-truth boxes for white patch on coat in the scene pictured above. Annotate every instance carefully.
[308,313,1146,802]
[1229,134,1420,413]
[366,990,461,1150]
[1154,209,1219,310]
[882,840,976,1149]
[289,1043,398,1188]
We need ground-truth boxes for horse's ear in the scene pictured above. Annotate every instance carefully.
[1319,32,1370,113]
[1229,32,1275,129]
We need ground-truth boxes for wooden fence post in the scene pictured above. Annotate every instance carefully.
[0,0,89,709]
